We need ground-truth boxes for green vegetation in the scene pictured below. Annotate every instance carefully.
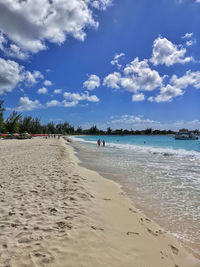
[1,100,199,136]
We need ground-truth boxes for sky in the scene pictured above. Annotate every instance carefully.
[0,0,200,130]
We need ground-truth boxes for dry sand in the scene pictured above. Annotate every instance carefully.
[0,137,199,267]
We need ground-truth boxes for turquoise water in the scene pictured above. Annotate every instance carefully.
[73,135,200,154]
[71,135,200,256]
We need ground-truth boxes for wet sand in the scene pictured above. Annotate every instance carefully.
[0,138,199,266]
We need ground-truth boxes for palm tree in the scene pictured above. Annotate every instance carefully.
[5,111,22,134]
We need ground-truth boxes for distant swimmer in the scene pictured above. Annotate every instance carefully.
[144,141,146,144]
[102,140,105,147]
[97,139,101,147]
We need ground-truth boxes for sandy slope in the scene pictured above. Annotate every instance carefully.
[0,138,199,267]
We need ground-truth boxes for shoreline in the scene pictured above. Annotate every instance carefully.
[0,137,199,266]
[70,136,200,259]
[64,138,200,266]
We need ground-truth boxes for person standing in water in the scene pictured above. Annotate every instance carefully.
[97,139,101,147]
[102,140,105,147]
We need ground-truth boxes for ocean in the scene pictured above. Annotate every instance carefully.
[70,135,200,257]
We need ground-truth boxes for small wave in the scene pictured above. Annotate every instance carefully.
[71,136,97,145]
[71,136,200,159]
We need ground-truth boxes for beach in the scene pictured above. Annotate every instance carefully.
[0,137,199,267]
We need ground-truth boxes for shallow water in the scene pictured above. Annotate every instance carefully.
[71,135,200,257]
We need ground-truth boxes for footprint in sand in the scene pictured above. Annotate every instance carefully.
[169,244,179,255]
[31,250,54,265]
[129,208,137,213]
[56,221,72,229]
[104,198,112,201]
[160,251,168,259]
[147,228,158,236]
[91,225,104,231]
[18,236,33,244]
[126,232,139,236]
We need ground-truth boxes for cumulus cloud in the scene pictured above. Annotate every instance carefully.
[111,53,125,68]
[46,100,61,107]
[121,57,163,92]
[103,36,198,103]
[170,70,200,89]
[83,74,100,90]
[150,37,192,66]
[104,58,163,92]
[103,72,121,89]
[149,70,200,103]
[0,0,111,55]
[63,91,99,102]
[17,96,42,111]
[62,100,78,107]
[153,85,183,103]
[132,93,145,102]
[0,57,44,95]
[37,87,48,94]
[0,57,24,94]
[24,70,44,86]
[54,89,62,94]
[44,80,52,86]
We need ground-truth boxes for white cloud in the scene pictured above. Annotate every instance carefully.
[103,72,121,89]
[132,93,145,102]
[0,32,7,50]
[44,80,52,86]
[17,96,42,111]
[83,74,100,90]
[110,115,160,128]
[54,89,62,94]
[148,96,154,102]
[63,91,99,102]
[170,70,200,89]
[181,33,196,47]
[0,0,111,55]
[25,70,44,86]
[121,57,163,92]
[186,40,195,47]
[62,100,78,107]
[150,70,200,103]
[0,57,44,95]
[182,32,193,39]
[90,0,112,10]
[150,36,192,66]
[5,44,28,60]
[37,87,48,94]
[46,100,61,107]
[0,57,24,94]
[104,58,163,92]
[154,85,183,103]
[111,53,125,68]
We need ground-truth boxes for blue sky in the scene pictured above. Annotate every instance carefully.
[0,0,200,130]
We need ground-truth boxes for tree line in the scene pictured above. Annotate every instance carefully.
[1,100,195,135]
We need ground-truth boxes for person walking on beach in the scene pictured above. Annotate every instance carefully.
[102,140,105,147]
[97,139,101,147]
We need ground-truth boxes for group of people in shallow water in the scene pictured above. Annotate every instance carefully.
[97,139,105,147]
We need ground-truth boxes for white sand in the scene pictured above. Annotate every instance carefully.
[0,138,199,267]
